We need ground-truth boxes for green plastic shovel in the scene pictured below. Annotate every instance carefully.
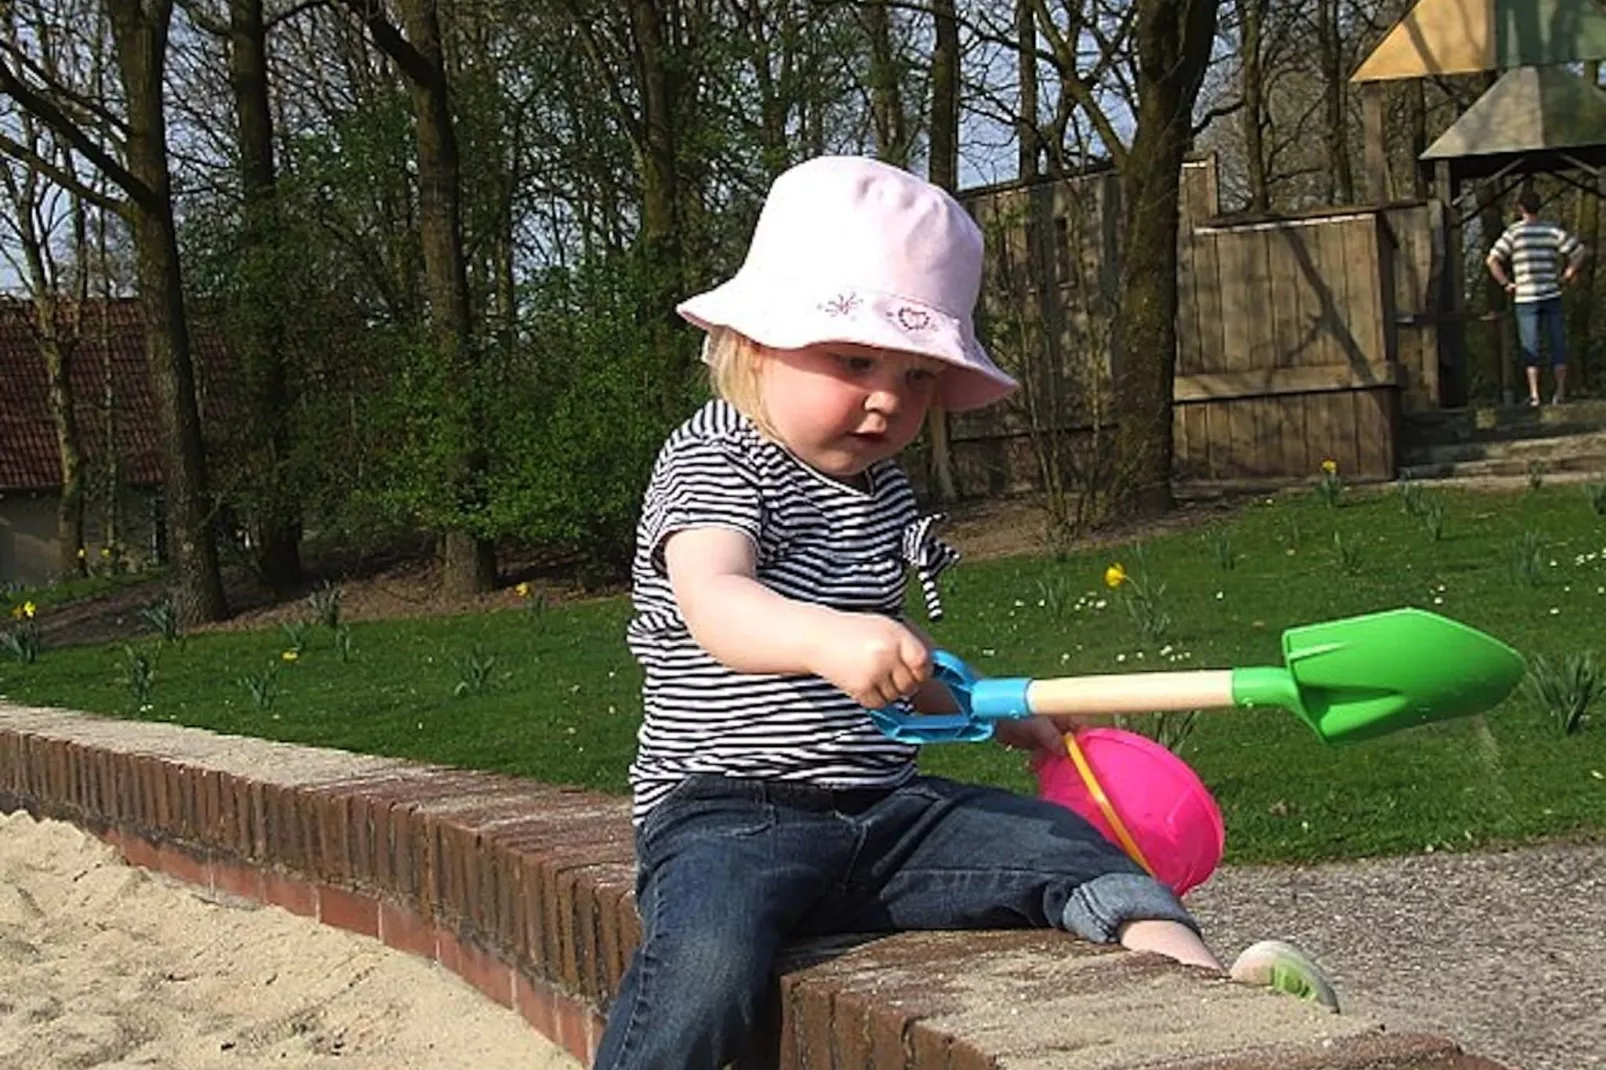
[869,608,1527,744]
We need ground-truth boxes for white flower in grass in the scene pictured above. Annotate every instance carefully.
[1116,653,1127,663]
[1549,607,1561,615]
[1094,599,1108,610]
[982,648,996,657]
[1432,596,1444,605]
[1214,591,1225,600]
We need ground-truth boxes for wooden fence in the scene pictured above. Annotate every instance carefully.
[945,158,1442,498]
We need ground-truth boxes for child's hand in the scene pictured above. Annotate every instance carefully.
[812,614,931,709]
[991,715,1065,757]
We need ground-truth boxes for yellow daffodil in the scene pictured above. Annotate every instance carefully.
[1104,563,1128,589]
[281,650,299,662]
[76,547,86,559]
[515,582,531,598]
[22,601,36,619]
[1320,459,1338,475]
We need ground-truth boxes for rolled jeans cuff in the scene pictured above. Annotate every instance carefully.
[1061,871,1200,944]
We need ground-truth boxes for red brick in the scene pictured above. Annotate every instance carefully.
[796,977,837,1070]
[246,780,270,858]
[554,994,594,1064]
[379,899,438,960]
[830,987,878,1070]
[319,883,379,939]
[262,869,317,918]
[516,969,560,1041]
[211,858,266,902]
[156,841,208,888]
[197,770,222,846]
[867,1005,912,1070]
[437,926,514,1008]
[908,1022,951,1069]
[119,830,160,872]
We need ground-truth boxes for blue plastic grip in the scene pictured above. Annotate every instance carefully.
[866,651,1033,744]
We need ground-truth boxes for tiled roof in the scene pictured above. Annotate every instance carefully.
[0,298,229,493]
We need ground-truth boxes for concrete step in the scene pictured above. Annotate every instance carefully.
[1400,428,1606,468]
[1401,398,1606,448]
[1398,450,1606,481]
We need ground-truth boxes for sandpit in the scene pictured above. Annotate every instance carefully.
[0,809,581,1069]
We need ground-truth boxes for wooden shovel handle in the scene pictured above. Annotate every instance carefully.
[1026,670,1236,717]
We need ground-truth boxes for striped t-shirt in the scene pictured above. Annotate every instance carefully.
[1490,220,1582,303]
[624,400,954,824]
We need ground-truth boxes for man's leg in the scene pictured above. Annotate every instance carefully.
[1515,302,1542,405]
[1542,298,1569,403]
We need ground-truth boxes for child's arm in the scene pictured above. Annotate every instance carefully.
[664,527,932,709]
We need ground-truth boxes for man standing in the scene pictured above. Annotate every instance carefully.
[1486,190,1588,406]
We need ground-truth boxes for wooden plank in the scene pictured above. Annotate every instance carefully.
[1216,233,1256,372]
[1276,392,1307,477]
[1192,231,1226,374]
[1304,392,1338,475]
[1174,361,1399,401]
[1268,227,1310,368]
[1177,232,1202,376]
[1341,216,1385,366]
[1314,220,1355,370]
[1181,402,1211,479]
[1353,387,1397,478]
[1244,230,1275,370]
[1224,400,1256,479]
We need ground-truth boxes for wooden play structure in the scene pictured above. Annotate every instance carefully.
[946,0,1606,497]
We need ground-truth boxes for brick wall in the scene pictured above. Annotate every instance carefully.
[0,702,1510,1069]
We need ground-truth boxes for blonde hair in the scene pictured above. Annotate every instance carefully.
[702,328,778,437]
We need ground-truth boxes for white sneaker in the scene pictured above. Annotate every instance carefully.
[1230,939,1340,1012]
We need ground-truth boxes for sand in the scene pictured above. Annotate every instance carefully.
[0,810,581,1070]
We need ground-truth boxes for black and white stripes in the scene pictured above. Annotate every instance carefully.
[624,401,953,824]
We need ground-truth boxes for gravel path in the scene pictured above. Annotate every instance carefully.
[1186,842,1606,1070]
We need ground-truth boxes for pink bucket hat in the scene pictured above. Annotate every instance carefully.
[676,156,1018,412]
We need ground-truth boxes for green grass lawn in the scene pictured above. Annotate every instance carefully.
[3,483,1604,865]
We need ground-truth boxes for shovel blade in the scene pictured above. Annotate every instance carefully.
[1282,608,1526,742]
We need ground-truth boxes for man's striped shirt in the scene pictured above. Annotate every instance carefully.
[625,400,941,824]
[1490,220,1582,303]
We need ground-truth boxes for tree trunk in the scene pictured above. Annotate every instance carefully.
[1016,0,1040,181]
[38,310,87,578]
[229,0,302,594]
[864,0,908,167]
[1317,0,1353,203]
[925,0,959,503]
[1236,0,1268,212]
[108,0,228,624]
[354,0,496,594]
[1113,0,1219,519]
[1569,60,1601,390]
[627,0,692,394]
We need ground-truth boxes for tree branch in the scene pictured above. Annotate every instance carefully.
[340,0,439,90]
[0,130,127,216]
[0,57,146,212]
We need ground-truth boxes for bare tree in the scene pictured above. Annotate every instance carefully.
[0,93,92,577]
[0,0,228,622]
[346,0,495,594]
[1112,0,1218,516]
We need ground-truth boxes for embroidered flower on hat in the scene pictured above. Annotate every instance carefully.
[820,292,862,317]
[894,306,933,332]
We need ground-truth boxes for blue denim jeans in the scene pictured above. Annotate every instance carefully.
[592,774,1197,1070]
[1515,297,1568,367]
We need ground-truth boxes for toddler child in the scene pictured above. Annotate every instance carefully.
[594,155,1336,1070]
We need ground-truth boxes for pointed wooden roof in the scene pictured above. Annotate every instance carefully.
[1422,65,1606,159]
[1353,0,1606,82]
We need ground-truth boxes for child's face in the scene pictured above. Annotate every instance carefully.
[757,343,942,480]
